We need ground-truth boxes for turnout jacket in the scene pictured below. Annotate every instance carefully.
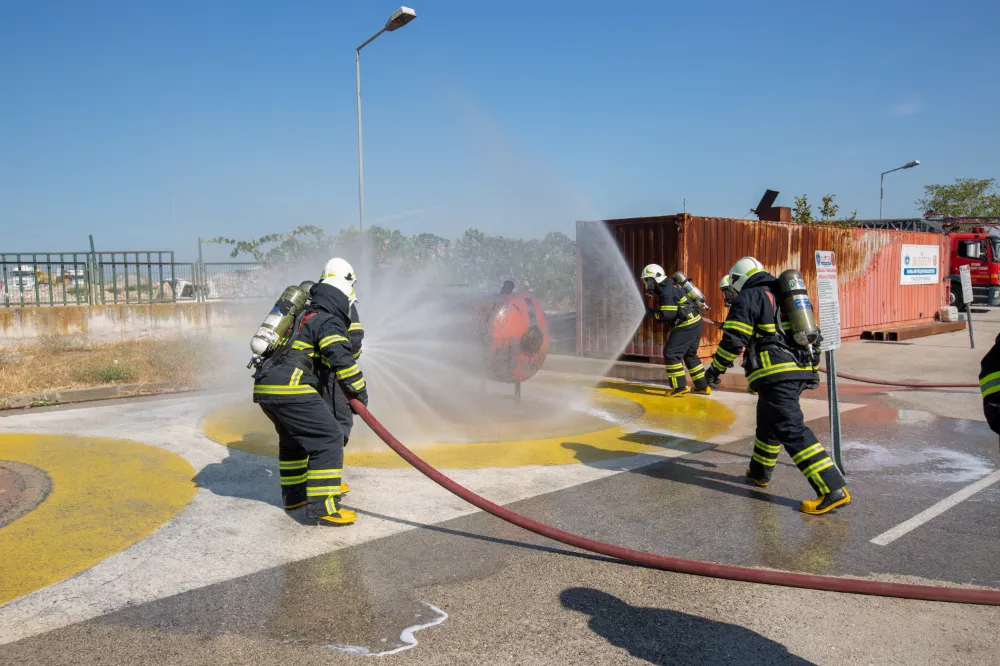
[979,333,1000,436]
[650,280,702,330]
[253,282,368,404]
[709,271,819,391]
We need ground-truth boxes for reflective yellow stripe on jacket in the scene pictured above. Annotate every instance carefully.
[674,314,702,328]
[746,362,813,384]
[723,320,754,335]
[253,384,317,396]
[981,371,1000,399]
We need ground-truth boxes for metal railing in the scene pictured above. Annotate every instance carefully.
[0,251,285,307]
[198,262,293,301]
[1,253,94,307]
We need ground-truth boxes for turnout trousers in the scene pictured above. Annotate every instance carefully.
[663,321,708,390]
[258,395,345,518]
[749,380,845,496]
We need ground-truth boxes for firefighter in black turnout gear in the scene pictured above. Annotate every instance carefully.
[979,333,1000,443]
[641,264,710,397]
[253,258,368,526]
[704,257,851,515]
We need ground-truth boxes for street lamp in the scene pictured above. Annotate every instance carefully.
[880,160,920,219]
[356,6,417,233]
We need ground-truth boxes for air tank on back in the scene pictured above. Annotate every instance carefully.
[776,269,820,348]
[672,271,709,311]
[248,281,315,365]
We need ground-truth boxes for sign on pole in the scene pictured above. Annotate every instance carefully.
[815,251,841,351]
[960,265,975,349]
[815,251,844,474]
[900,244,940,285]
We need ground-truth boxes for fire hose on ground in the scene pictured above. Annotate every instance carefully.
[700,316,979,390]
[349,397,1000,606]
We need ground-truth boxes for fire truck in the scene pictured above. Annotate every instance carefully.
[850,214,1000,308]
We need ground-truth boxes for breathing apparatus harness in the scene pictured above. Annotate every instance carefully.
[741,281,820,376]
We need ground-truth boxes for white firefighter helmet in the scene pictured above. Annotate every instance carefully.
[640,264,668,287]
[320,257,358,304]
[719,274,737,306]
[728,256,765,294]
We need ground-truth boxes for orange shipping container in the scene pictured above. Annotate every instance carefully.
[576,214,949,362]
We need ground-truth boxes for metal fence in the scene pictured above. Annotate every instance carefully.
[0,250,283,307]
[1,252,96,307]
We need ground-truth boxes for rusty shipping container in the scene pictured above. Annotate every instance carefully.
[577,215,949,362]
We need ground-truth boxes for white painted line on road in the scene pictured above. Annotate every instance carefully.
[870,469,1000,547]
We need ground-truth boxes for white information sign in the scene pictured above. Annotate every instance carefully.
[959,264,974,304]
[814,250,841,351]
[900,244,940,285]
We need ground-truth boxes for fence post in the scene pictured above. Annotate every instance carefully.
[88,234,98,305]
[197,238,205,303]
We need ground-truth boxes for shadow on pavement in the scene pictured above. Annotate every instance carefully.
[560,441,801,509]
[560,587,815,665]
[192,446,283,508]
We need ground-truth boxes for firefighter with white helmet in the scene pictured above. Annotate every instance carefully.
[704,256,850,515]
[640,263,710,397]
[252,257,368,526]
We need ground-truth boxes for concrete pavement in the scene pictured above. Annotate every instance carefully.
[0,327,997,665]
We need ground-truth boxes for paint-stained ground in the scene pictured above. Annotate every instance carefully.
[0,366,998,664]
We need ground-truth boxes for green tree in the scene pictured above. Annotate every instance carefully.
[204,225,331,265]
[916,178,1000,218]
[792,194,813,224]
[819,194,840,221]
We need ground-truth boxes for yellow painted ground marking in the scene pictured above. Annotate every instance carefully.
[0,434,196,605]
[202,381,736,469]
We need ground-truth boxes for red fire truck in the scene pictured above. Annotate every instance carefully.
[850,215,1000,309]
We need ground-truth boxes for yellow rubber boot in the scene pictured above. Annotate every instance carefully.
[800,488,851,515]
[312,496,357,526]
[745,468,769,488]
[317,508,357,526]
[691,386,712,395]
[668,387,691,397]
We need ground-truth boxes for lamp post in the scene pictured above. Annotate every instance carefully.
[356,6,416,233]
[880,160,920,219]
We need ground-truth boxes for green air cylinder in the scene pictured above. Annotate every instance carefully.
[776,269,820,347]
[672,271,709,310]
[249,284,310,357]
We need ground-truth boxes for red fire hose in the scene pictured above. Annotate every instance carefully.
[816,368,977,389]
[701,316,979,390]
[350,398,1000,606]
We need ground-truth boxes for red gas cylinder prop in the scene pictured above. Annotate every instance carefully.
[474,293,550,384]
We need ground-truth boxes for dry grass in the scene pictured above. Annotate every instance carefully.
[0,335,217,398]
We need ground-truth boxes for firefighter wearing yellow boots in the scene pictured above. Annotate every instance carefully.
[253,258,368,526]
[641,264,710,397]
[704,257,851,515]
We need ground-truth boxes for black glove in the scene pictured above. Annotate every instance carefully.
[805,372,820,391]
[705,367,721,387]
[350,389,369,414]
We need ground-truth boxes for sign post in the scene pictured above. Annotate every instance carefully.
[960,264,975,349]
[815,251,844,474]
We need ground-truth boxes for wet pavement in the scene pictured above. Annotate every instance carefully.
[0,377,997,665]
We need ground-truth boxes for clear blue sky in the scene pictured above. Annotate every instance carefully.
[3,0,998,258]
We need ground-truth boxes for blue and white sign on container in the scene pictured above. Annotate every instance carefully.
[900,244,940,285]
